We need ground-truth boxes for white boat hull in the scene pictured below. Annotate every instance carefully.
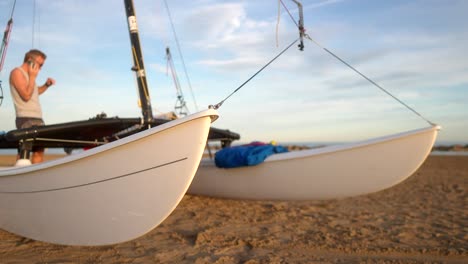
[189,126,440,200]
[0,109,218,246]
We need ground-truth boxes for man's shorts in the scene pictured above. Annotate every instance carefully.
[16,117,45,129]
[15,117,45,152]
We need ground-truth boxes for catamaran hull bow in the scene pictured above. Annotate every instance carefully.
[0,109,218,246]
[189,125,440,200]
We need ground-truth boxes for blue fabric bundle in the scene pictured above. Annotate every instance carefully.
[214,143,289,168]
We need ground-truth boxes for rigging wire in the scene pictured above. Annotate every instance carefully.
[210,0,304,110]
[279,0,304,50]
[32,0,36,47]
[303,34,435,126]
[37,3,41,48]
[210,38,299,110]
[162,0,199,111]
[278,0,434,126]
[30,0,41,48]
[280,0,299,28]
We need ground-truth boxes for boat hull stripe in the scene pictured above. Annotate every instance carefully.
[0,157,187,194]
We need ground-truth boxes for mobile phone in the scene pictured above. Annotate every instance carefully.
[27,60,36,69]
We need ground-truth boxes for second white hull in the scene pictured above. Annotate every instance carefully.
[189,126,440,200]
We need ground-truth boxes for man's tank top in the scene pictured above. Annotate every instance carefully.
[10,67,42,118]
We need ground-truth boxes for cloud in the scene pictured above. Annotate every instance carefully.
[198,56,266,71]
[161,2,305,74]
[2,0,467,143]
[303,0,346,10]
[163,2,246,45]
[148,62,168,75]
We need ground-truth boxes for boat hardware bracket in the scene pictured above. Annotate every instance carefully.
[0,80,3,107]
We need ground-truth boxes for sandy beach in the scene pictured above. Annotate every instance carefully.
[0,155,466,263]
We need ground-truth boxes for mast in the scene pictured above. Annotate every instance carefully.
[1,0,16,73]
[290,0,305,51]
[0,0,17,108]
[124,0,153,123]
[166,47,189,116]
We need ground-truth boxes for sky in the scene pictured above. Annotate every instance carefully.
[0,0,467,145]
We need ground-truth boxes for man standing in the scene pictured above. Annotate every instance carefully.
[9,49,55,164]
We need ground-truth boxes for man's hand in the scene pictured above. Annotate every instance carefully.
[45,78,56,87]
[28,61,40,77]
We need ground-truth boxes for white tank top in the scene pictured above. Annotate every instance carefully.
[10,67,42,118]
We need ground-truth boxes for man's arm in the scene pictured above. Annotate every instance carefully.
[38,78,55,94]
[10,67,38,101]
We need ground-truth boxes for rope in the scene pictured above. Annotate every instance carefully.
[163,0,199,111]
[304,33,435,126]
[210,38,299,110]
